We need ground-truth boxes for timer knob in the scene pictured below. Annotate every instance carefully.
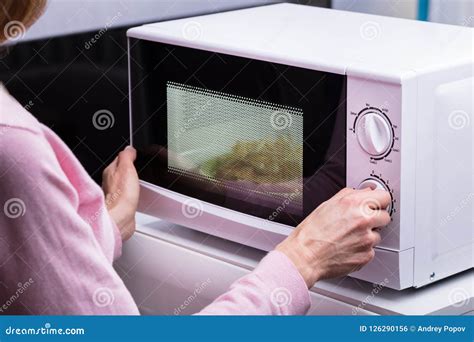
[355,111,393,157]
[358,178,393,213]
[358,178,388,192]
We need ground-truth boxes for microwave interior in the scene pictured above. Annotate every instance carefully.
[130,38,346,227]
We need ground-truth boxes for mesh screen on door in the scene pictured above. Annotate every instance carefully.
[167,81,304,208]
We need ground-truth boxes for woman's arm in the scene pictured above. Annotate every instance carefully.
[198,187,391,315]
[197,251,311,315]
[0,127,139,315]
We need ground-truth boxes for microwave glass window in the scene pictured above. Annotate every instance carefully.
[130,39,346,226]
[167,82,304,214]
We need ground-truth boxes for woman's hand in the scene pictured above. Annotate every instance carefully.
[102,146,140,241]
[276,187,391,288]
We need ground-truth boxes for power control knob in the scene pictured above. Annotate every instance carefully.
[358,178,392,213]
[355,111,393,157]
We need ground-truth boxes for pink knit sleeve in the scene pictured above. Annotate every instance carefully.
[0,127,139,315]
[110,219,124,261]
[197,251,311,315]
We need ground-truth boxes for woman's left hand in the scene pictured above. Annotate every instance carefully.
[102,146,140,241]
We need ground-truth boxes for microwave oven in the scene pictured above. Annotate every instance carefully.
[127,4,473,290]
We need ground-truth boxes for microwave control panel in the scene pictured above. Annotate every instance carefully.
[346,76,401,251]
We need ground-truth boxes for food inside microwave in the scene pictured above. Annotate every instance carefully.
[200,135,302,184]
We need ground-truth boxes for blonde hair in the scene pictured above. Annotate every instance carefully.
[0,0,47,42]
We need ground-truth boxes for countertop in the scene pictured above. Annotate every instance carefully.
[134,212,473,315]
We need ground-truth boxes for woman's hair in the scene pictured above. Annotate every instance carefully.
[0,0,47,42]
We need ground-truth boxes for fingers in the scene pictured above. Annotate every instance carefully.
[331,186,377,204]
[357,188,392,228]
[355,189,392,209]
[370,230,382,246]
[334,188,391,230]
[369,209,391,228]
[336,188,391,209]
[117,146,137,167]
[331,187,356,201]
[102,156,118,176]
[360,232,380,268]
[360,189,392,209]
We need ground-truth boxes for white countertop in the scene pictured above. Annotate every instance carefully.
[135,212,473,315]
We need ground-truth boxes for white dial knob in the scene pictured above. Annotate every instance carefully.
[358,178,387,191]
[358,178,392,213]
[355,111,393,156]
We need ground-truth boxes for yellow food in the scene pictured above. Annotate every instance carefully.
[212,136,302,184]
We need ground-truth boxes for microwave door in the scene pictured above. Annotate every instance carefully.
[130,39,346,228]
[303,86,347,216]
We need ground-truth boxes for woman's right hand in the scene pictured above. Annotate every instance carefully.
[276,187,391,288]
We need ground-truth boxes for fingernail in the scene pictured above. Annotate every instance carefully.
[125,145,135,151]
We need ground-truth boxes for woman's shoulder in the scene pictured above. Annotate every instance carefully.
[0,85,50,167]
[0,114,78,208]
[0,84,42,136]
[0,90,52,179]
[0,124,51,181]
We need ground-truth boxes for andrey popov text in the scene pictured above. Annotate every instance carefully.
[359,325,467,334]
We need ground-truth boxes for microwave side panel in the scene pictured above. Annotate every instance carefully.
[346,74,415,289]
[399,74,418,258]
[346,76,407,250]
[413,63,474,288]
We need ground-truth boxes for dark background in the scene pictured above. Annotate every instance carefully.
[0,0,330,183]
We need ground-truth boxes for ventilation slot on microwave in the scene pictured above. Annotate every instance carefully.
[167,81,304,210]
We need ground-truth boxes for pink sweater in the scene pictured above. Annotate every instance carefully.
[0,85,310,315]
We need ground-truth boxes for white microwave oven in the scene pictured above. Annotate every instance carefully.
[127,4,473,290]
